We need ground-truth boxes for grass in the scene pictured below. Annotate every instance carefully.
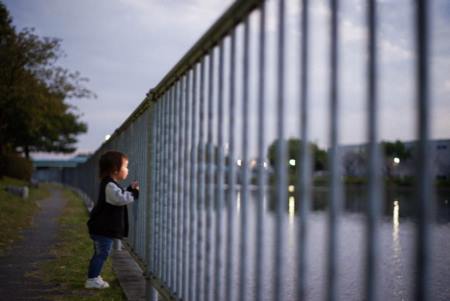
[37,186,126,301]
[0,177,50,255]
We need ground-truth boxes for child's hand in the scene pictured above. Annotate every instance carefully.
[131,181,139,190]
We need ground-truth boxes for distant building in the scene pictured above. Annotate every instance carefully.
[32,154,90,182]
[338,144,367,177]
[420,139,450,179]
[338,139,450,179]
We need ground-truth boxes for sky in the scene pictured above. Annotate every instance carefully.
[3,0,450,159]
[4,0,235,158]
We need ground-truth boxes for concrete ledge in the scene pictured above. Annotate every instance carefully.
[111,247,146,301]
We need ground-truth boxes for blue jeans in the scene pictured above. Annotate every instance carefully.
[87,234,113,278]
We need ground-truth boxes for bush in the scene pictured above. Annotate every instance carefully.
[436,179,450,188]
[344,176,367,186]
[385,176,414,187]
[0,153,33,181]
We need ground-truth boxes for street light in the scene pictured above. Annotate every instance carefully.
[289,159,296,166]
[393,157,400,165]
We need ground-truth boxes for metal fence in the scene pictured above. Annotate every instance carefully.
[63,0,435,300]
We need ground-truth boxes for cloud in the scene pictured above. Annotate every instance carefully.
[444,80,450,93]
[341,19,366,43]
[379,39,413,61]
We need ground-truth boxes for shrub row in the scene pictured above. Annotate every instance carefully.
[0,153,33,181]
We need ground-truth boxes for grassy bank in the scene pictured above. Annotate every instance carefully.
[38,187,125,300]
[0,177,50,255]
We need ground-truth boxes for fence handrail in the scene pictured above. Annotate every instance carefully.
[151,0,261,99]
[103,0,261,148]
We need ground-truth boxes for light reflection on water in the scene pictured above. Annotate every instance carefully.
[288,196,295,221]
[392,199,405,300]
[213,187,450,301]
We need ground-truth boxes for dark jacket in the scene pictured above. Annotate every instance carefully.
[87,176,139,239]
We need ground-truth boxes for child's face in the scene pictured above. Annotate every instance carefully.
[114,158,129,181]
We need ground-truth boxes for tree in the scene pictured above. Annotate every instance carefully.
[267,138,328,173]
[342,151,366,177]
[0,2,94,158]
[381,140,411,178]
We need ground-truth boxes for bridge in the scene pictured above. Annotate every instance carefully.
[61,0,437,300]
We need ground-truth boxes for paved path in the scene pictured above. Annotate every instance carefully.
[0,187,148,301]
[0,188,67,300]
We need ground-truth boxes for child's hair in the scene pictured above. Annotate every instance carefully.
[99,150,128,179]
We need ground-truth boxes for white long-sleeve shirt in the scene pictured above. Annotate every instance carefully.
[105,182,135,206]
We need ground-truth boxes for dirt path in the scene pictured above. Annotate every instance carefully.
[0,187,67,300]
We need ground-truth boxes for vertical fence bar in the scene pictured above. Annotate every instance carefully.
[150,104,156,276]
[225,27,237,301]
[140,116,144,257]
[182,73,191,301]
[129,130,135,245]
[151,101,160,278]
[167,87,174,290]
[156,100,162,280]
[171,83,179,294]
[162,92,170,285]
[139,119,143,256]
[139,121,143,254]
[365,1,382,301]
[176,78,183,297]
[145,112,149,260]
[415,0,431,300]
[148,103,158,300]
[129,121,137,251]
[189,65,198,301]
[172,85,180,290]
[166,88,172,289]
[173,84,179,292]
[255,3,266,301]
[141,115,146,258]
[130,122,136,250]
[297,0,311,299]
[157,100,164,280]
[170,87,176,290]
[274,0,287,300]
[326,0,341,300]
[135,120,140,254]
[197,57,206,301]
[144,113,148,258]
[156,98,163,280]
[214,39,226,301]
[239,15,250,301]
[205,48,215,301]
[162,91,170,287]
[138,121,142,254]
[165,91,172,286]
[168,89,174,287]
[137,118,141,256]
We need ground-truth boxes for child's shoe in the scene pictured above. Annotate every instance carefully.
[85,276,110,289]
